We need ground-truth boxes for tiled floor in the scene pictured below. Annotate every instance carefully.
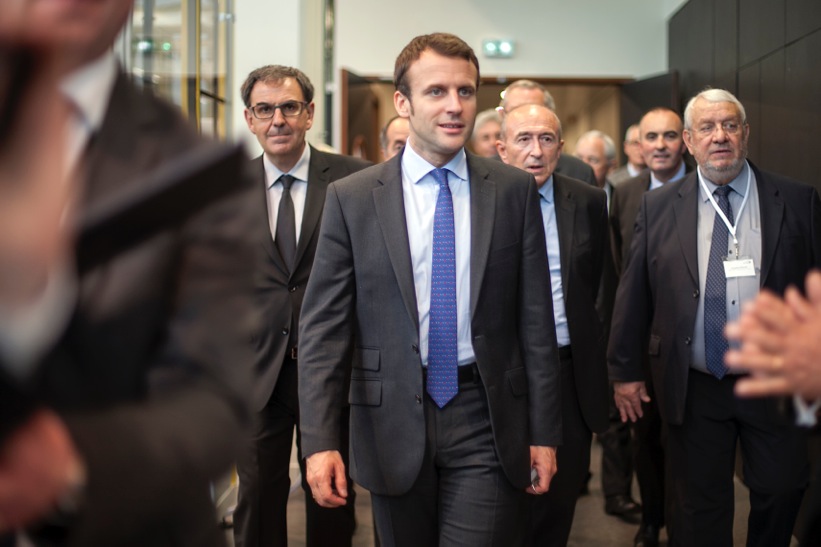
[222,437,783,546]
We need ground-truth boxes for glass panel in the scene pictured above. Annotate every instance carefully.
[129,0,186,107]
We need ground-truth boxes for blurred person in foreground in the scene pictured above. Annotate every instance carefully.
[0,1,260,545]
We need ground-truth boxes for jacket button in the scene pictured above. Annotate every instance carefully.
[411,344,419,354]
[289,285,298,293]
[415,394,422,404]
[281,328,289,335]
[684,337,691,345]
[693,289,699,298]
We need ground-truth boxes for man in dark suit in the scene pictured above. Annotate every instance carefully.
[608,124,647,187]
[608,107,690,546]
[609,89,821,546]
[234,65,370,547]
[498,104,611,546]
[496,80,597,187]
[0,1,261,545]
[298,33,561,546]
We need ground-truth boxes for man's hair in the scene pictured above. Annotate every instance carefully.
[577,130,616,161]
[240,65,314,107]
[683,88,746,130]
[472,109,501,135]
[501,104,563,141]
[500,79,556,111]
[624,123,640,141]
[394,33,480,99]
[380,115,403,150]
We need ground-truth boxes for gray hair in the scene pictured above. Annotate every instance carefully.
[683,88,746,130]
[500,79,556,111]
[577,130,616,161]
[474,108,501,132]
[624,124,640,141]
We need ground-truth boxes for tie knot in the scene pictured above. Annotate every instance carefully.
[280,174,295,190]
[713,185,732,199]
[431,168,449,189]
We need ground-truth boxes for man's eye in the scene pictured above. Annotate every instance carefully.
[281,102,300,115]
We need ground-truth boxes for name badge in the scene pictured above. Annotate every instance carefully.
[723,257,756,278]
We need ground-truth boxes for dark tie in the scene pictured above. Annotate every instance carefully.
[704,185,733,378]
[427,168,458,408]
[275,174,297,272]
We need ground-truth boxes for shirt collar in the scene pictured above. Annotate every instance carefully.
[401,141,468,184]
[650,160,686,188]
[538,175,555,204]
[60,51,118,135]
[264,142,312,188]
[698,160,751,202]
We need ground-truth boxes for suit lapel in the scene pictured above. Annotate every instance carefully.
[467,155,496,319]
[552,176,575,294]
[754,165,784,286]
[295,146,328,270]
[373,155,419,330]
[672,173,700,285]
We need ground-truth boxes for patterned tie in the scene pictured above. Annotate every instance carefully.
[427,168,459,407]
[704,185,734,378]
[275,174,297,272]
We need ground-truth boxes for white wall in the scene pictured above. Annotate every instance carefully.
[336,0,676,80]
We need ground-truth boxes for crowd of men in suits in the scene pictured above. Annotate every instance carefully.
[3,3,821,546]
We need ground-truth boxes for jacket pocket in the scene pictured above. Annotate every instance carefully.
[349,378,382,406]
[506,367,528,397]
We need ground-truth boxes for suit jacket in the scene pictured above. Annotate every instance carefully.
[251,146,370,411]
[33,73,262,546]
[607,164,646,187]
[609,166,692,275]
[607,162,821,425]
[298,151,561,496]
[556,154,596,187]
[552,173,611,434]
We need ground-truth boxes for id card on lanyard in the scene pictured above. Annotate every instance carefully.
[698,165,756,278]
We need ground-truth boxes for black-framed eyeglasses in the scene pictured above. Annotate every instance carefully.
[250,101,308,119]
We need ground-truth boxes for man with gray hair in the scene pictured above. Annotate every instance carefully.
[608,88,820,546]
[497,80,597,186]
[470,108,502,158]
[609,124,647,186]
[575,130,617,206]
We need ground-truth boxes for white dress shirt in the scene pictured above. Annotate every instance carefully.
[264,143,311,243]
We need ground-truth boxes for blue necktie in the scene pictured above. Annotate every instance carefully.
[704,185,733,379]
[427,168,458,407]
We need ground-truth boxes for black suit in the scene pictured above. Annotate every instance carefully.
[606,166,691,529]
[608,163,821,545]
[556,155,597,187]
[299,151,561,546]
[26,72,261,546]
[233,147,370,547]
[528,174,611,546]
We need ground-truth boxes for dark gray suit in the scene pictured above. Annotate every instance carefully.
[298,151,561,545]
[529,173,611,546]
[29,72,261,546]
[608,163,821,545]
[233,147,370,547]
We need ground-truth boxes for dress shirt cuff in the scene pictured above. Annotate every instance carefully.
[793,394,821,427]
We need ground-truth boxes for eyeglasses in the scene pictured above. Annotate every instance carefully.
[249,101,308,120]
[694,120,743,138]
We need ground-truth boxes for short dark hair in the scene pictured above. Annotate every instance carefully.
[393,33,479,99]
[240,65,314,107]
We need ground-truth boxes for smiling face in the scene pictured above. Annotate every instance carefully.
[639,109,686,183]
[497,105,563,187]
[244,77,314,172]
[393,49,478,167]
[683,99,749,185]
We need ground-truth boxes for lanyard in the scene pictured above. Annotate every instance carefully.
[697,163,751,259]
